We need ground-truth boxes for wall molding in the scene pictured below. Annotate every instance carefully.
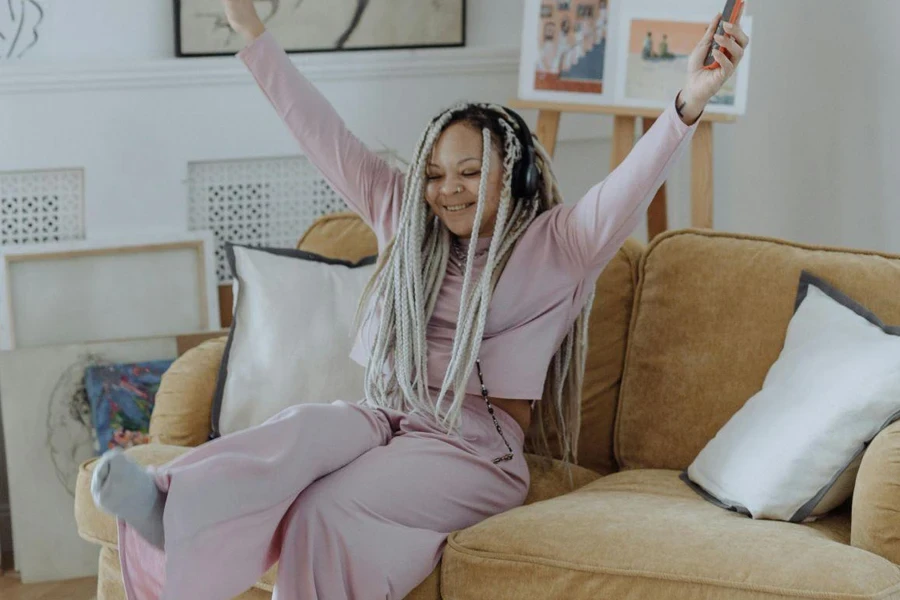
[0,46,520,95]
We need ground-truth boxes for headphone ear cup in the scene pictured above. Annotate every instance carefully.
[503,106,541,200]
[522,146,540,200]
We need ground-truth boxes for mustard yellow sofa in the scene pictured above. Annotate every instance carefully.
[76,213,900,599]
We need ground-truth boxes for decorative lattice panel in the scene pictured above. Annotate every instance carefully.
[188,155,389,283]
[0,169,85,246]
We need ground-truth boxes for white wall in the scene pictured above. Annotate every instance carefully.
[712,0,896,252]
[0,0,618,240]
[2,0,896,247]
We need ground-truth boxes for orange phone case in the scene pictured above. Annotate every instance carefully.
[703,0,744,70]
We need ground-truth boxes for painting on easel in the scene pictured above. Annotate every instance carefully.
[614,11,753,115]
[519,0,612,105]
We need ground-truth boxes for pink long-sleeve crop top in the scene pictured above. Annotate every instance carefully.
[239,31,697,401]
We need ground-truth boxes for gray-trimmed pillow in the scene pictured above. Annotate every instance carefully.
[210,243,376,438]
[681,270,900,522]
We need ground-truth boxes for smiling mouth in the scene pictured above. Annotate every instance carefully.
[443,202,475,213]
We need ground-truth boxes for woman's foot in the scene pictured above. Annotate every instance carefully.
[91,449,166,549]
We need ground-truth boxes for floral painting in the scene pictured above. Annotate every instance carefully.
[85,360,174,454]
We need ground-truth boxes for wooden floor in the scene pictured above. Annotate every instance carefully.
[0,572,97,600]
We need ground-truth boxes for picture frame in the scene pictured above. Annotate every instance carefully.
[613,10,753,115]
[518,0,612,106]
[0,337,178,582]
[173,0,467,58]
[0,231,219,351]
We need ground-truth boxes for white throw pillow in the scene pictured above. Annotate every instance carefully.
[682,270,900,522]
[210,244,376,437]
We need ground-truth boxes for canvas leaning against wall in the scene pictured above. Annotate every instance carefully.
[0,337,178,583]
[174,0,467,57]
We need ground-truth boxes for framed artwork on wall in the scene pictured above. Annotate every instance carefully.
[174,0,467,57]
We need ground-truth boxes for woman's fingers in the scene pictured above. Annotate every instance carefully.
[715,33,744,61]
[699,13,721,48]
[712,48,735,72]
[722,21,750,49]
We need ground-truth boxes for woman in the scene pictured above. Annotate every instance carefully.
[92,1,749,598]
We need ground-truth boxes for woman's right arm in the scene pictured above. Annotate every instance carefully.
[228,6,402,245]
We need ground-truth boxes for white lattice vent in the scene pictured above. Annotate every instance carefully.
[0,169,85,246]
[188,155,391,283]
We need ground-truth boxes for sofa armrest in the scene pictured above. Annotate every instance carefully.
[75,444,191,548]
[150,336,227,447]
[851,420,900,564]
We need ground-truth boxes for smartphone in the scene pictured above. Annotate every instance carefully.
[703,0,744,69]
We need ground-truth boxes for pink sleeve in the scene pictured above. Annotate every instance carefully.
[544,97,698,276]
[238,31,402,246]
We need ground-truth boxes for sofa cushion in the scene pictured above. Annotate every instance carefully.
[684,270,900,523]
[442,469,900,600]
[574,237,643,474]
[297,211,379,261]
[616,230,900,471]
[150,336,228,447]
[211,244,374,437]
[535,237,643,474]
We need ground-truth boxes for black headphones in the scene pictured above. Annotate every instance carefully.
[502,107,541,201]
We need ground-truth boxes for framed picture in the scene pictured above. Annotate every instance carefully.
[85,359,175,454]
[174,0,467,57]
[0,231,219,351]
[518,0,612,105]
[614,11,753,115]
[0,337,178,582]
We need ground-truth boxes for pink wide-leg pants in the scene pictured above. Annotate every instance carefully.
[117,397,529,600]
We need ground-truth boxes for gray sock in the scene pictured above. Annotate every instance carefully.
[91,449,166,549]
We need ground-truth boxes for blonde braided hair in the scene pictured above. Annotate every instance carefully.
[355,102,595,470]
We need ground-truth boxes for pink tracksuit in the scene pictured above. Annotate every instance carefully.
[116,30,696,600]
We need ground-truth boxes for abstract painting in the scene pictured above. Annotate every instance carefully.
[518,0,612,105]
[0,0,45,59]
[175,0,466,57]
[85,359,174,454]
[614,11,753,115]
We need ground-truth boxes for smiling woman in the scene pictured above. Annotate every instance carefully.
[425,108,508,239]
[95,2,751,598]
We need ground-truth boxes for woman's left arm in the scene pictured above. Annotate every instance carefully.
[548,10,750,275]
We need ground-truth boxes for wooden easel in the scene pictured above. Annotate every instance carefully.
[507,99,736,240]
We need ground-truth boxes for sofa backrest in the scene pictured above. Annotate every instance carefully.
[614,229,900,471]
[299,213,642,475]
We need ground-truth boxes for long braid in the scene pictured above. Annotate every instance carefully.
[356,103,595,485]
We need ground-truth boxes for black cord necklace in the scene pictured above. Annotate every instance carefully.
[475,358,515,464]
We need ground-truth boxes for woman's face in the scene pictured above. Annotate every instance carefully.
[425,122,504,239]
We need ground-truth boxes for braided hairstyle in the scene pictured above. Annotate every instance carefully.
[355,102,595,471]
